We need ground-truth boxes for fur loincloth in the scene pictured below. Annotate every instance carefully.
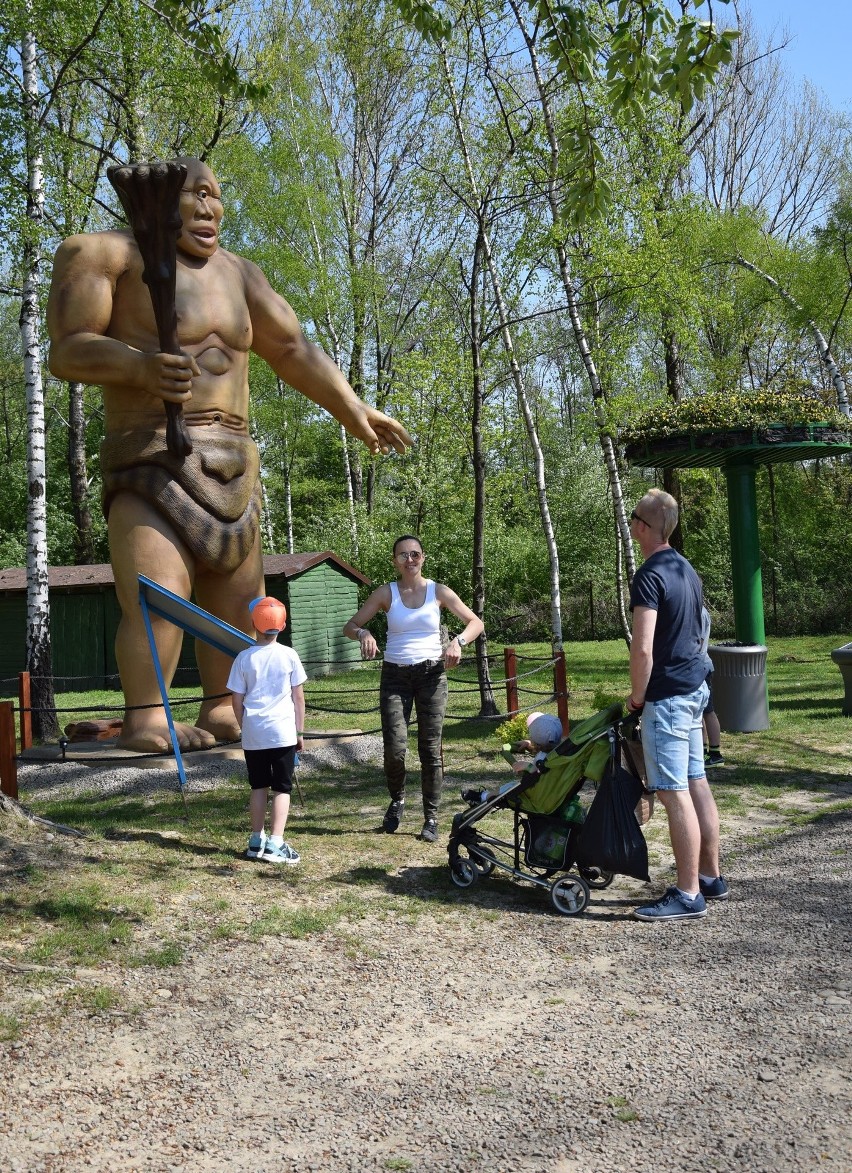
[101,420,261,573]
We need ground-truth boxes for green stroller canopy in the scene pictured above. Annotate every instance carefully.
[516,703,623,815]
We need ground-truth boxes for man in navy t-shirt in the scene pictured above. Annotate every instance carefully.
[626,489,729,921]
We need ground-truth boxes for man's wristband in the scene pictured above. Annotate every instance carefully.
[356,627,367,639]
[627,696,644,712]
[296,730,304,736]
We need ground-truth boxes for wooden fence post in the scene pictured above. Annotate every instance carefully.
[554,649,569,735]
[0,701,18,800]
[504,647,518,715]
[18,671,32,753]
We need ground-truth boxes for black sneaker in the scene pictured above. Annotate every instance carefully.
[705,752,724,768]
[419,818,438,843]
[460,787,485,806]
[382,799,404,833]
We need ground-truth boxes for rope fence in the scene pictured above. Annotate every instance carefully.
[0,648,569,800]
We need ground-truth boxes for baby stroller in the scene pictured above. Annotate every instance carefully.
[448,703,645,916]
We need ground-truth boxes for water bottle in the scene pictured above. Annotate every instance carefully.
[565,795,584,825]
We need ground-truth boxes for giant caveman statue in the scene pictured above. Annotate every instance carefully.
[47,158,411,752]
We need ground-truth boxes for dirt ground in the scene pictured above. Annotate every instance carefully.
[1,765,850,1172]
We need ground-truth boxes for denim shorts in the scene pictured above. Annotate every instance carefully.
[642,681,709,791]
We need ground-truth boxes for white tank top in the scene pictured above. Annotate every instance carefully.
[385,580,443,665]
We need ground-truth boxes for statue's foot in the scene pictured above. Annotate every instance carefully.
[117,719,217,754]
[198,702,241,743]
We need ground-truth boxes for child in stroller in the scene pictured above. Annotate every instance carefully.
[461,711,564,807]
[448,704,625,916]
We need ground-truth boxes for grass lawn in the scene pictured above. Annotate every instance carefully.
[1,633,850,1032]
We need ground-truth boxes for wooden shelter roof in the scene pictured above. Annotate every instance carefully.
[0,551,369,594]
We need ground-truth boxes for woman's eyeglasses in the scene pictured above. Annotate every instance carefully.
[396,551,423,561]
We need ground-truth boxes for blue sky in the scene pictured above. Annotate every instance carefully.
[734,0,852,110]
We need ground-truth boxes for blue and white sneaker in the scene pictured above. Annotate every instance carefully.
[634,886,707,921]
[246,832,266,860]
[260,840,300,865]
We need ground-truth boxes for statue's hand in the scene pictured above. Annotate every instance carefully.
[143,351,201,403]
[358,405,413,455]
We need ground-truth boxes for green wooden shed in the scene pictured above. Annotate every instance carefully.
[0,552,369,693]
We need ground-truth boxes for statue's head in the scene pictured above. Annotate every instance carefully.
[174,157,222,259]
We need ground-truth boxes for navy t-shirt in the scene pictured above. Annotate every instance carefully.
[630,547,711,702]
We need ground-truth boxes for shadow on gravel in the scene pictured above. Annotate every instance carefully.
[328,862,640,920]
[733,805,852,857]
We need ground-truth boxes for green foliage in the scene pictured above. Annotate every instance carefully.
[621,390,851,445]
[592,684,622,710]
[494,713,530,745]
[389,0,451,42]
[545,1,738,223]
[147,0,268,103]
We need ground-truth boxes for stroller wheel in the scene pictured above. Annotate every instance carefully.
[550,874,590,916]
[450,858,479,888]
[470,846,497,876]
[580,867,615,890]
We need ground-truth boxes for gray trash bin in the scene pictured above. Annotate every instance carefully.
[830,642,852,716]
[707,643,769,733]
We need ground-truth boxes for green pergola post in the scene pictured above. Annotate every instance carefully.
[724,462,765,645]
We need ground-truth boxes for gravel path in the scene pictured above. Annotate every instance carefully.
[1,753,850,1172]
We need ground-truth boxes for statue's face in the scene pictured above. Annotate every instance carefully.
[177,161,223,259]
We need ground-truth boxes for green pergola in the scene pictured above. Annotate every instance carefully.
[624,423,852,645]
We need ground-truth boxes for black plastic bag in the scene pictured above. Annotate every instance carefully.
[573,757,650,882]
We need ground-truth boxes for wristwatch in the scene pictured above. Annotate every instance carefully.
[456,634,467,648]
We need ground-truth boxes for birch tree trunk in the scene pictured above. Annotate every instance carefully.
[68,381,95,565]
[340,422,359,561]
[466,234,498,715]
[258,469,276,553]
[440,50,564,649]
[251,420,277,553]
[282,458,294,555]
[20,24,58,740]
[508,1,636,626]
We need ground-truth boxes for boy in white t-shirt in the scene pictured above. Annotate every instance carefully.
[227,596,307,864]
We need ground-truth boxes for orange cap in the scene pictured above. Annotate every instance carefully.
[249,596,287,633]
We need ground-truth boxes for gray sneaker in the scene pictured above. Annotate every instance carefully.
[634,887,707,921]
[382,799,405,833]
[260,840,300,865]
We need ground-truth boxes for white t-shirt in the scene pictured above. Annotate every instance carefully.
[226,642,307,751]
[384,579,443,665]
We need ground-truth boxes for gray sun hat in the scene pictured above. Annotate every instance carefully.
[526,712,563,751]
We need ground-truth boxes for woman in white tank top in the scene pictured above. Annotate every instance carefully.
[344,535,483,842]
